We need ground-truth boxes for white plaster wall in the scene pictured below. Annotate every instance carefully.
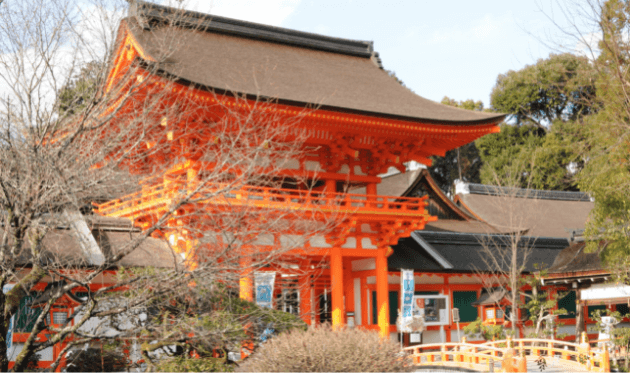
[354,278,362,326]
[352,258,375,272]
[279,234,305,249]
[310,235,331,248]
[354,166,366,176]
[7,343,23,362]
[422,330,443,344]
[341,237,356,249]
[450,329,467,343]
[304,161,322,172]
[278,158,300,170]
[39,346,53,361]
[362,237,376,249]
[557,325,575,337]
[254,234,274,246]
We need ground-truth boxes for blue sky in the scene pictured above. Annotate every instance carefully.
[183,0,578,108]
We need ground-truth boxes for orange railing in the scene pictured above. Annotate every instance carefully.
[94,181,430,218]
[483,337,609,372]
[404,342,506,372]
[405,336,610,372]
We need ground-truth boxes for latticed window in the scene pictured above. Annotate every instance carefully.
[53,312,67,325]
[45,310,69,326]
[15,295,42,333]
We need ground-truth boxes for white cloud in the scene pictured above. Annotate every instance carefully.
[178,0,301,26]
[574,31,601,59]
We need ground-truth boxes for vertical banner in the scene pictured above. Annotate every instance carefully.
[254,272,276,309]
[3,285,14,358]
[400,269,414,332]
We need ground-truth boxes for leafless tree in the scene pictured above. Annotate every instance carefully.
[0,0,337,371]
[474,161,541,337]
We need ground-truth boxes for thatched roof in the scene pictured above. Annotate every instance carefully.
[12,216,177,269]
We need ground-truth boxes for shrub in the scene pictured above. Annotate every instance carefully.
[463,318,506,341]
[237,325,411,372]
[64,348,127,372]
[155,356,235,372]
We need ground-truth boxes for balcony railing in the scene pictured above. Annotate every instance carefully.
[94,182,430,219]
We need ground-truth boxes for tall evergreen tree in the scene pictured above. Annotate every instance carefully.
[574,0,630,273]
[429,97,485,194]
[490,53,597,130]
[474,52,597,191]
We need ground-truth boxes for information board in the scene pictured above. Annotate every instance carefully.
[412,295,450,326]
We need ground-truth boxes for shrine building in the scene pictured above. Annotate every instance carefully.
[94,2,505,339]
[386,170,594,343]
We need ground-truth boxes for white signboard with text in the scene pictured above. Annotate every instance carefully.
[412,295,450,327]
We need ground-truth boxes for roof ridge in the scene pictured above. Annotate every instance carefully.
[415,230,570,248]
[129,1,376,59]
[460,182,593,202]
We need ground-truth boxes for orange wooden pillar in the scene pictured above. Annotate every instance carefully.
[366,183,377,199]
[239,255,253,301]
[239,254,254,360]
[343,258,354,326]
[331,246,345,330]
[299,271,313,325]
[376,248,390,338]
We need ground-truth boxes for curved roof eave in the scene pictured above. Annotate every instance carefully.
[136,60,506,127]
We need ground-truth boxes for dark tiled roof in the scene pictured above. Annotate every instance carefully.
[389,231,568,272]
[424,220,506,234]
[465,183,592,202]
[122,3,505,125]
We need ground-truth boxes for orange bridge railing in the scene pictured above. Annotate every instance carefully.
[404,335,609,372]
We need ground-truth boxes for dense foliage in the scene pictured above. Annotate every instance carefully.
[429,98,485,194]
[137,282,307,370]
[462,318,506,341]
[475,120,586,190]
[490,53,597,129]
[575,0,630,273]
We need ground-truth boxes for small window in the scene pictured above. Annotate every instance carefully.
[46,310,68,326]
[616,303,630,316]
[485,308,495,320]
[53,312,67,325]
